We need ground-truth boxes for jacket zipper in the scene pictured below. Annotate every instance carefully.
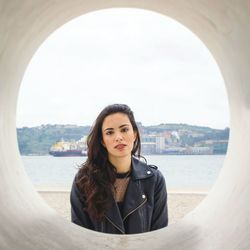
[123,198,147,222]
[104,215,125,234]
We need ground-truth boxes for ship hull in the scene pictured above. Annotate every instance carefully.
[49,150,87,157]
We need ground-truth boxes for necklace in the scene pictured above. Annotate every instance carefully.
[116,169,131,179]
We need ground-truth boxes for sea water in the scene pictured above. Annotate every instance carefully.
[21,155,225,190]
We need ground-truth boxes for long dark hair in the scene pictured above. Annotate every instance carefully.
[76,104,141,220]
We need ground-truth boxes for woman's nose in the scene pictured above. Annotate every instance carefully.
[115,132,123,141]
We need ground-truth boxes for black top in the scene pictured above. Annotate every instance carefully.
[115,170,131,217]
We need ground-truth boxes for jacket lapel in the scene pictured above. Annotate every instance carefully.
[122,177,145,220]
[122,157,152,220]
[104,157,154,232]
[104,196,125,234]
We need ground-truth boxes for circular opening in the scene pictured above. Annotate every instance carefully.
[17,8,229,227]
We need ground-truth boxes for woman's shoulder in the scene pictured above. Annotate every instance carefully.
[134,159,167,192]
[132,157,165,181]
[142,160,166,183]
[145,164,167,191]
[139,158,161,174]
[148,164,158,171]
[148,164,165,181]
[72,171,81,186]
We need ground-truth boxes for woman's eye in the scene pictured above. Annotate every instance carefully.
[121,127,129,132]
[106,131,113,135]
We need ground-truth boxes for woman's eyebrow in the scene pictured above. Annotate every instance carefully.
[104,127,113,132]
[104,124,130,131]
[119,124,130,128]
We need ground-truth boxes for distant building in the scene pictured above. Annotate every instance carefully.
[141,134,156,143]
[163,131,172,144]
[212,140,228,154]
[156,136,165,154]
[187,146,213,155]
[190,132,204,138]
[196,139,228,154]
[164,146,187,155]
[141,142,156,155]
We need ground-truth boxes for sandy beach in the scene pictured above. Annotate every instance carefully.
[37,187,208,224]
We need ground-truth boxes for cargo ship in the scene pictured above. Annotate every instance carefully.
[49,137,87,157]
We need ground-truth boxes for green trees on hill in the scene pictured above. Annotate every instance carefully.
[17,124,91,155]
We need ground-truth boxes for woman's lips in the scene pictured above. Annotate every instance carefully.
[115,144,127,150]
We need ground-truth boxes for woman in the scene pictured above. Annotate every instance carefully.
[70,104,168,234]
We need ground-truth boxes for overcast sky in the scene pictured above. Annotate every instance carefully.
[16,8,229,129]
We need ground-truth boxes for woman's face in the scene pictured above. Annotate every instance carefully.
[101,112,137,162]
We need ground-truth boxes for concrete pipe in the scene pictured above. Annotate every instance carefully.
[0,0,249,249]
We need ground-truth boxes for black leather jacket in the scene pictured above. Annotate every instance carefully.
[70,157,168,234]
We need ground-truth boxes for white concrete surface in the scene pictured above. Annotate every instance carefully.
[0,0,250,249]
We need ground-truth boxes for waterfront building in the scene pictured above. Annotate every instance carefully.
[196,139,228,154]
[164,146,187,155]
[187,146,213,155]
[141,134,156,143]
[212,140,228,154]
[141,142,156,155]
[156,136,166,154]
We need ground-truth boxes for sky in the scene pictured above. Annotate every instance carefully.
[16,8,229,129]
